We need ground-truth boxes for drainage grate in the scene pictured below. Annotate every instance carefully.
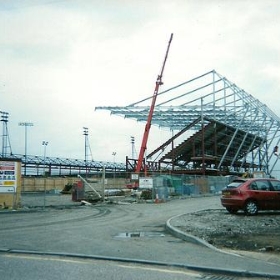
[115,231,165,238]
[201,275,237,280]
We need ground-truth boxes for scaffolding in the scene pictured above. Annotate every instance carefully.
[95,70,280,177]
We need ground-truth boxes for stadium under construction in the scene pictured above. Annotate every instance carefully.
[96,70,280,178]
[1,70,280,178]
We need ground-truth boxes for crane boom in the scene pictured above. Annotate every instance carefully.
[135,33,173,173]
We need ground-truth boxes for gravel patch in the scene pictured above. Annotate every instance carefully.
[178,209,280,253]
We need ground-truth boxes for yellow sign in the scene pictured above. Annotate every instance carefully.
[0,160,18,193]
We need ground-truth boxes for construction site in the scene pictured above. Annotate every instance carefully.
[1,34,280,207]
[97,68,280,178]
[96,34,280,180]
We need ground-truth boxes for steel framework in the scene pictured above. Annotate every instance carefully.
[96,70,280,176]
[0,154,126,176]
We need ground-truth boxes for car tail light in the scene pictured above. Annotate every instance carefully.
[222,189,241,196]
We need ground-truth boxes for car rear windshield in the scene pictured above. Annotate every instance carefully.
[226,180,245,189]
[270,180,280,191]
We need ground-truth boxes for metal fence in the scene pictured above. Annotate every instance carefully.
[17,172,235,209]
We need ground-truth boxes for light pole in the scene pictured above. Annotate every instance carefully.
[42,141,48,175]
[83,127,88,163]
[112,152,116,186]
[112,151,116,163]
[131,136,135,159]
[19,122,34,175]
[42,141,48,209]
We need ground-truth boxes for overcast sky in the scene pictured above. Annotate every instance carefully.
[1,0,280,165]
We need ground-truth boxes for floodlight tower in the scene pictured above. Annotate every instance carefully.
[131,136,136,159]
[83,127,88,163]
[42,140,48,209]
[42,141,49,176]
[83,127,93,163]
[1,111,12,157]
[18,122,34,175]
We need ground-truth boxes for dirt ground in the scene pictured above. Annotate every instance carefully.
[178,209,280,253]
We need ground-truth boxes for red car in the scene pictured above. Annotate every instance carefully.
[221,178,280,215]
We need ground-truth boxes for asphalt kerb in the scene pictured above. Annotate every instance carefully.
[1,248,280,279]
[165,213,238,254]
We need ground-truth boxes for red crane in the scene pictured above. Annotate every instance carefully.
[135,33,173,174]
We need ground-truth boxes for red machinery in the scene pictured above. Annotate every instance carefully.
[135,33,173,175]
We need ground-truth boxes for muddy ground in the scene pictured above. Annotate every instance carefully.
[178,209,280,253]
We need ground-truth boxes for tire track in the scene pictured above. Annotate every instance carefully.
[0,206,111,231]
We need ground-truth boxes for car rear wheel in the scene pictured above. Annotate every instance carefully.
[244,200,258,215]
[226,207,238,214]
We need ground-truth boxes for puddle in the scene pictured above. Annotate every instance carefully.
[115,231,165,238]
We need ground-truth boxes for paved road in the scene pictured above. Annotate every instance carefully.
[1,194,280,279]
[0,253,204,280]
